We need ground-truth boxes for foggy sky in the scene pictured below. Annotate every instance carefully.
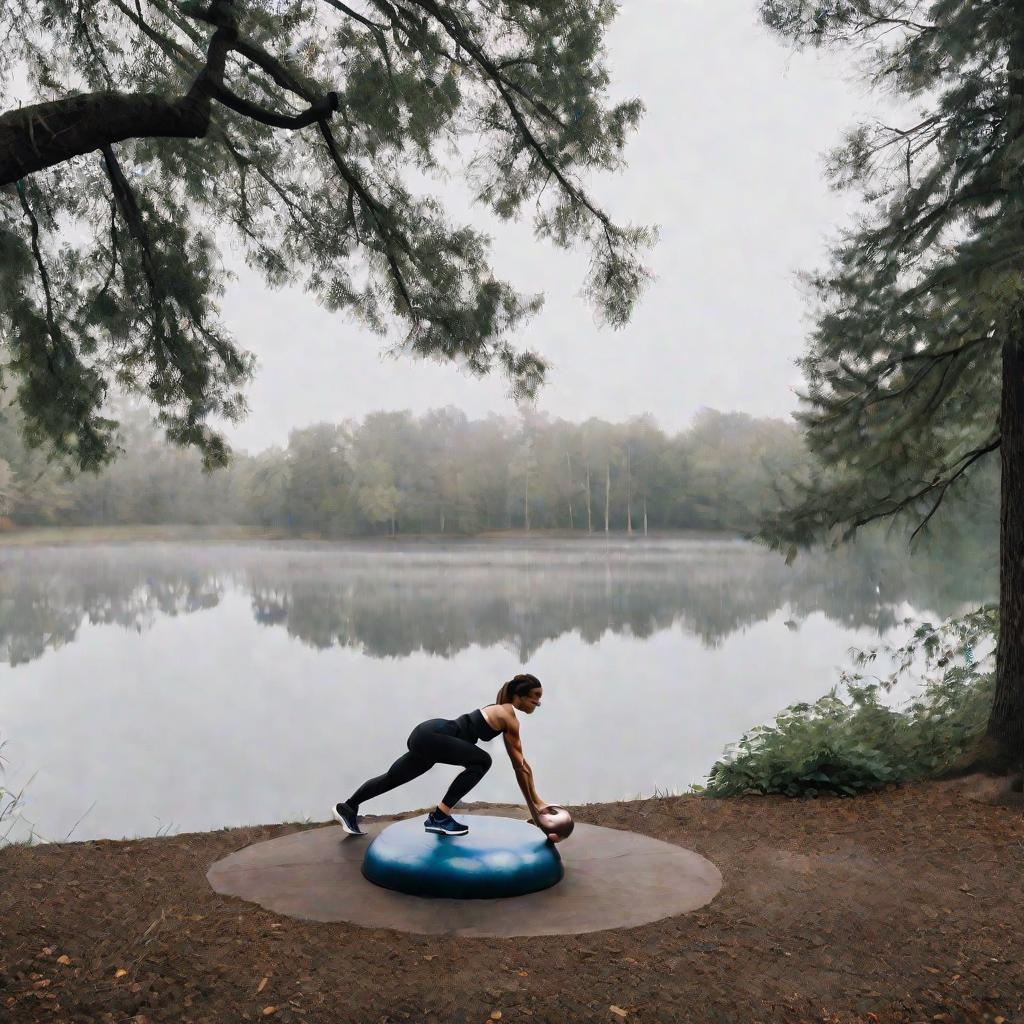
[218,1,894,454]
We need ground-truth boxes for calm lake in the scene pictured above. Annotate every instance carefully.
[0,536,996,843]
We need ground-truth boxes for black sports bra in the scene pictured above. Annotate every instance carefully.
[449,705,502,743]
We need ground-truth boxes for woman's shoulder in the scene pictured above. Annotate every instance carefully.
[481,703,516,732]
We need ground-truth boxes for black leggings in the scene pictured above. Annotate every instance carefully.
[346,718,493,811]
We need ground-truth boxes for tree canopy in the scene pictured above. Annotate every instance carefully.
[0,0,652,469]
[754,0,1020,556]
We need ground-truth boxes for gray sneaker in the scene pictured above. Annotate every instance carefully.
[424,809,469,836]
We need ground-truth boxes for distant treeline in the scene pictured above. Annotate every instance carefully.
[0,401,990,538]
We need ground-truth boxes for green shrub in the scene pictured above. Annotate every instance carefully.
[700,605,997,798]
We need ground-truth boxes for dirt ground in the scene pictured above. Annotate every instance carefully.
[1,779,1022,1024]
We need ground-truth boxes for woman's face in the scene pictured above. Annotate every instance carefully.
[515,687,543,713]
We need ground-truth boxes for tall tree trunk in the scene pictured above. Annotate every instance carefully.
[988,324,1024,769]
[643,494,648,537]
[626,445,632,534]
[440,508,445,533]
[524,472,530,532]
[986,26,1024,775]
[566,451,574,530]
[604,460,610,534]
[585,463,592,533]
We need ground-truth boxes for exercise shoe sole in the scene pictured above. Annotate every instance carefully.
[425,823,469,836]
[332,805,366,835]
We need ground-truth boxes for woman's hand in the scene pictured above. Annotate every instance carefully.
[527,803,561,843]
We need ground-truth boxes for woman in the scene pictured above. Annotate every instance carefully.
[332,673,562,842]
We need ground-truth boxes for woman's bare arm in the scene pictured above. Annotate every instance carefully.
[501,710,561,843]
[502,715,545,813]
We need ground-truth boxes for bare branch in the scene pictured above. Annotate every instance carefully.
[845,435,1001,536]
[317,119,417,315]
[821,334,994,418]
[15,182,60,363]
[0,92,206,185]
[210,81,339,129]
[320,0,389,33]
[0,13,234,185]
[909,438,1001,541]
[100,143,168,364]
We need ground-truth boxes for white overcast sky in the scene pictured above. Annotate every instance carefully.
[216,0,898,454]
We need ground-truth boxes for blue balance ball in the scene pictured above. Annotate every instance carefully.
[362,815,564,899]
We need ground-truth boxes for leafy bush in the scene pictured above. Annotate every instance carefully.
[701,605,997,797]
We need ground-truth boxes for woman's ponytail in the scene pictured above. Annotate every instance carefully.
[496,672,542,705]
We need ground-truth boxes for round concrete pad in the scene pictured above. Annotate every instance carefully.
[207,806,723,936]
[363,815,564,898]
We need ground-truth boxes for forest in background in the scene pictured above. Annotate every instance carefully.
[0,399,998,541]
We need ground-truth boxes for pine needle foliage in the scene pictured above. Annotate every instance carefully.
[702,604,997,797]
[752,2,1022,557]
[0,0,653,470]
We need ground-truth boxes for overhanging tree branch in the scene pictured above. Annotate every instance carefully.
[15,182,61,368]
[210,82,339,130]
[100,143,169,365]
[406,0,612,228]
[845,435,1002,537]
[0,0,650,468]
[0,91,210,185]
[0,0,345,185]
[908,438,1000,541]
[317,119,417,316]
[0,11,235,186]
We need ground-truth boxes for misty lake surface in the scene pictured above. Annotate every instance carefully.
[0,536,996,843]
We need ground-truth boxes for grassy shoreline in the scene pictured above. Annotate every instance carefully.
[0,523,741,547]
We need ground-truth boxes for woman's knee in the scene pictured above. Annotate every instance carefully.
[472,749,492,773]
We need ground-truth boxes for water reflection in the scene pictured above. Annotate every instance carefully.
[0,536,996,667]
[0,537,997,843]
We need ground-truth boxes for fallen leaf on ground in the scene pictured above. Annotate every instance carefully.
[56,955,71,965]
[610,1007,628,1018]
[115,969,128,979]
[490,1013,502,1020]
[262,1007,276,1016]
[257,977,269,993]
[423,954,435,961]
[517,970,528,977]
[41,947,54,956]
